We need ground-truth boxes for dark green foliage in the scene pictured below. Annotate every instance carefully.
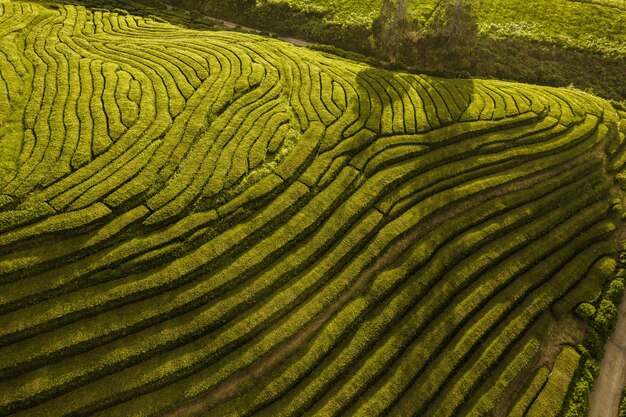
[561,356,597,417]
[425,0,478,47]
[593,299,618,337]
[606,278,625,305]
[370,0,412,62]
[562,264,625,416]
[575,302,596,322]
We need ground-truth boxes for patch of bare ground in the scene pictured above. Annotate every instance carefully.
[159,147,605,417]
[493,313,587,417]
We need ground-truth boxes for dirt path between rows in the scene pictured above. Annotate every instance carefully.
[589,288,626,417]
[494,313,586,417]
[158,148,599,417]
[218,20,311,47]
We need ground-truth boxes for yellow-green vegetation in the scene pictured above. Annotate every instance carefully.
[527,347,581,417]
[477,0,626,58]
[509,366,551,417]
[571,0,626,11]
[0,1,625,416]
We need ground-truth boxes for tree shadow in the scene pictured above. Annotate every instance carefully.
[355,67,476,134]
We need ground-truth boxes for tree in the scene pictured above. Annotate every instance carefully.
[593,299,618,337]
[371,0,478,63]
[427,0,478,46]
[371,0,412,62]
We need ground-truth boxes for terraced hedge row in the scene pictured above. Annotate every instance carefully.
[0,1,625,416]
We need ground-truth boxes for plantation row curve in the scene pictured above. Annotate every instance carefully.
[0,1,625,417]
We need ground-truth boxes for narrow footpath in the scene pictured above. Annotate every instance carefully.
[589,287,626,417]
[219,20,311,47]
[163,3,311,47]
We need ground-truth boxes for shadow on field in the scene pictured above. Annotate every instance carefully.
[355,67,477,133]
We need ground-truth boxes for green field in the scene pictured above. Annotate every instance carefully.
[0,1,626,416]
[266,0,626,58]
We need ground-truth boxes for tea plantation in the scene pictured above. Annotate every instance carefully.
[0,1,625,416]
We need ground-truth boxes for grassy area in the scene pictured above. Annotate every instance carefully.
[0,1,625,417]
[478,0,626,58]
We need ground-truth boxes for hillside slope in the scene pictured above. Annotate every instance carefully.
[154,0,626,100]
[0,2,625,417]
